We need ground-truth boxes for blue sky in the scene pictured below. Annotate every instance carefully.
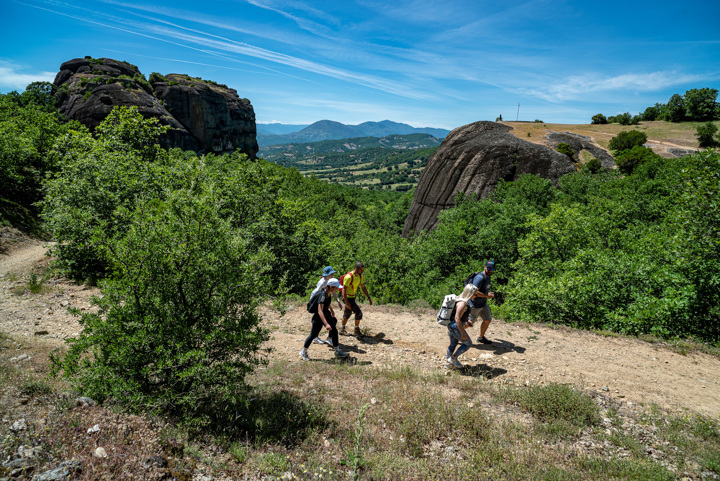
[1,0,719,129]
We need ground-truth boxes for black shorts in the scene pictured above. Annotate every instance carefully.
[343,297,363,321]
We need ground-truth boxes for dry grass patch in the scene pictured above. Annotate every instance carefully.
[2,331,718,480]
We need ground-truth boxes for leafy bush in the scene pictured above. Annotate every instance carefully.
[696,122,719,148]
[666,93,686,122]
[641,106,660,121]
[133,73,153,94]
[615,146,661,175]
[52,188,270,419]
[608,130,647,154]
[684,88,718,121]
[591,113,607,124]
[502,151,720,341]
[0,93,82,212]
[149,72,168,83]
[582,157,602,174]
[41,107,173,279]
[556,143,575,159]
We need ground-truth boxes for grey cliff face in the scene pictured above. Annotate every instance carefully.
[53,57,257,157]
[402,121,576,237]
[153,74,257,158]
[546,131,616,169]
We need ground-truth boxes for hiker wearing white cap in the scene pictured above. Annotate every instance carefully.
[310,266,343,345]
[300,278,349,361]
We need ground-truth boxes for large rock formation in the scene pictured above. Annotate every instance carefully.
[402,121,576,236]
[546,131,615,168]
[53,57,257,157]
[153,74,257,156]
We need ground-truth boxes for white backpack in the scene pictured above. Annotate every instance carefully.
[436,294,458,326]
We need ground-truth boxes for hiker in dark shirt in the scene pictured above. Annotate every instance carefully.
[300,278,349,361]
[468,260,496,345]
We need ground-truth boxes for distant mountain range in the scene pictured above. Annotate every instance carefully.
[259,133,442,161]
[257,120,450,147]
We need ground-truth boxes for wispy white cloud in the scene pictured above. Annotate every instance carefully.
[516,71,708,103]
[0,61,55,91]
[145,24,437,100]
[242,0,338,37]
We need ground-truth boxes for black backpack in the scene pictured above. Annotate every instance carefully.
[462,272,480,288]
[306,290,322,313]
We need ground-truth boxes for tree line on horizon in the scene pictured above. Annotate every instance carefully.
[2,82,719,423]
[591,87,720,125]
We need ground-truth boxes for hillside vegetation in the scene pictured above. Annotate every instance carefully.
[1,83,720,480]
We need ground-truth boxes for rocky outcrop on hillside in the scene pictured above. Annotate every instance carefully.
[53,57,257,157]
[402,121,576,236]
[546,131,615,168]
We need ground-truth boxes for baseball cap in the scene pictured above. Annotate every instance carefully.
[322,266,336,276]
[485,260,496,270]
[327,278,341,288]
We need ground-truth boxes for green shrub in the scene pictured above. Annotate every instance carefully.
[0,93,81,212]
[615,146,661,175]
[51,188,271,420]
[168,81,179,86]
[582,157,602,174]
[696,122,719,148]
[641,105,660,121]
[133,73,153,94]
[40,107,172,279]
[615,112,639,125]
[149,72,168,83]
[608,130,647,154]
[556,143,575,159]
[591,113,607,124]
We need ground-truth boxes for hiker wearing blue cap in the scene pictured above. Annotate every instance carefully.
[468,260,496,345]
[310,266,343,345]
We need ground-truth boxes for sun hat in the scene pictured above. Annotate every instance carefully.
[322,266,336,276]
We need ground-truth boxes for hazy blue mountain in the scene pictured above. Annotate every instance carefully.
[258,120,450,147]
[354,120,449,138]
[257,123,309,135]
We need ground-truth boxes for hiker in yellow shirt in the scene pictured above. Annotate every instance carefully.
[339,262,372,337]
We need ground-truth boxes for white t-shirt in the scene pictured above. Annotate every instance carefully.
[310,277,327,298]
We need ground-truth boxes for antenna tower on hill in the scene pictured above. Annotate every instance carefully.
[516,103,520,121]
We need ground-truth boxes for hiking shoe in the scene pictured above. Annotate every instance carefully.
[444,360,454,369]
[312,337,325,345]
[339,327,350,336]
[353,327,363,337]
[334,349,349,359]
[449,357,463,368]
[299,349,310,361]
[477,336,493,345]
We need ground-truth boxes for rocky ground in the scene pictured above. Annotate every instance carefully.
[1,229,719,480]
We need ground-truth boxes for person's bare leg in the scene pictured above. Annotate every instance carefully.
[479,320,491,338]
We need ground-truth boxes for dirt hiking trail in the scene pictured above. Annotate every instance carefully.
[1,238,718,418]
